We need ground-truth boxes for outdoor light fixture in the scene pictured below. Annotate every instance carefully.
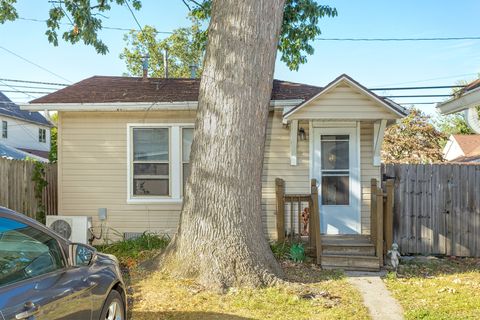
[298,127,306,140]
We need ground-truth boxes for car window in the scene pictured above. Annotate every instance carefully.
[0,217,65,287]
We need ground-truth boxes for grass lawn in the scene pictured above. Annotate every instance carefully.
[384,257,480,320]
[128,261,370,320]
[97,236,370,320]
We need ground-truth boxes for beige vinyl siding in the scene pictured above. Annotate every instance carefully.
[360,122,379,234]
[58,109,380,241]
[261,110,310,239]
[288,83,399,120]
[58,111,195,240]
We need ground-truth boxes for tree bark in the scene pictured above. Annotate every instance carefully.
[160,0,286,290]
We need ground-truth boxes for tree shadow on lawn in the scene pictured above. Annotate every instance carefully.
[131,311,253,320]
[395,256,480,278]
[280,259,345,284]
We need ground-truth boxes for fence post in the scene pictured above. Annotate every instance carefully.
[376,187,384,265]
[370,179,378,246]
[275,178,285,242]
[311,179,322,265]
[384,179,394,254]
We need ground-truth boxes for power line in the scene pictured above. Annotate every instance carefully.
[370,85,465,91]
[1,90,53,95]
[373,73,478,87]
[383,94,453,98]
[0,78,68,87]
[17,16,173,34]
[0,46,72,83]
[316,36,480,42]
[0,80,36,99]
[0,84,62,91]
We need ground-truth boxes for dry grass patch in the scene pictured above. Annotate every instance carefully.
[127,260,370,320]
[384,257,480,320]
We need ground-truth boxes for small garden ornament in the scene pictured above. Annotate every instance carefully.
[388,243,401,272]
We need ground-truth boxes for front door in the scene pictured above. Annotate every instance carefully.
[313,126,360,234]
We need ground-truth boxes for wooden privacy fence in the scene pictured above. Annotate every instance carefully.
[0,157,58,218]
[275,178,321,264]
[382,163,480,257]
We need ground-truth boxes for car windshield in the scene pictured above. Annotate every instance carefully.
[0,217,64,287]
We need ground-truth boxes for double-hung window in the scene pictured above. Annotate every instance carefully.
[39,128,47,143]
[1,121,7,138]
[128,124,193,203]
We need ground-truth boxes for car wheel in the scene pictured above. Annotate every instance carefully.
[100,290,125,320]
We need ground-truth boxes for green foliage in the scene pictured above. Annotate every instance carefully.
[31,160,48,224]
[95,232,170,263]
[1,1,336,69]
[289,242,306,262]
[270,241,291,260]
[435,113,475,138]
[49,113,58,163]
[382,108,446,164]
[0,0,17,23]
[1,0,141,54]
[191,0,338,71]
[120,22,204,78]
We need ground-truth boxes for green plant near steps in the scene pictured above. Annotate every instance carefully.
[29,159,48,224]
[289,243,306,263]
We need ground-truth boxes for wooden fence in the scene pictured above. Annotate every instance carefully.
[382,163,480,257]
[0,157,58,219]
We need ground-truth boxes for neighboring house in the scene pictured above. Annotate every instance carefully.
[443,134,480,163]
[0,91,52,161]
[24,74,407,241]
[437,78,480,134]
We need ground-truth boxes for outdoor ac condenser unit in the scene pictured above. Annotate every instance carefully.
[46,216,92,244]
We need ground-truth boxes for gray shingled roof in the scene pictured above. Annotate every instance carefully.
[0,142,48,161]
[0,91,52,127]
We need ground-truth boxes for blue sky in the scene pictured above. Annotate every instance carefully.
[0,0,479,115]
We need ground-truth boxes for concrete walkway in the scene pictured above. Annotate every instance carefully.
[346,271,404,320]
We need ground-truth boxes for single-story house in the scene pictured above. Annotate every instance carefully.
[443,134,480,163]
[23,74,407,242]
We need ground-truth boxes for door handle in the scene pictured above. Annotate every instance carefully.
[15,302,40,319]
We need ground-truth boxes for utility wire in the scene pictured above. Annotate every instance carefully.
[0,84,61,91]
[0,78,68,87]
[0,80,36,99]
[370,85,465,91]
[373,73,478,87]
[316,36,480,41]
[383,94,453,98]
[1,90,53,95]
[0,46,72,83]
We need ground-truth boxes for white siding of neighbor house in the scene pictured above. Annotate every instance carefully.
[287,82,399,121]
[58,109,380,241]
[0,115,50,152]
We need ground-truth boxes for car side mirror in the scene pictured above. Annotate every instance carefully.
[69,243,96,267]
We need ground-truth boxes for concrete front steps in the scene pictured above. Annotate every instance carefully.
[320,235,381,271]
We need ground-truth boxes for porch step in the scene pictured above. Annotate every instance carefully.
[321,254,380,271]
[322,242,375,256]
[322,235,371,244]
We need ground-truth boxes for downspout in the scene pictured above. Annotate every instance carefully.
[464,107,480,134]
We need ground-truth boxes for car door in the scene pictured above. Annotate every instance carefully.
[0,216,94,320]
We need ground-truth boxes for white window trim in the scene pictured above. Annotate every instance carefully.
[126,123,194,204]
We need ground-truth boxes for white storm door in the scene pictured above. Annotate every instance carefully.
[313,126,360,234]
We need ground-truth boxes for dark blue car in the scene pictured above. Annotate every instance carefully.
[0,207,127,320]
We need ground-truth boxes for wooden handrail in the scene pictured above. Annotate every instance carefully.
[275,178,286,242]
[370,178,378,247]
[311,179,321,265]
[376,186,384,265]
[384,179,394,254]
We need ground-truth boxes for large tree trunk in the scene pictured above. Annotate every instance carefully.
[161,0,286,290]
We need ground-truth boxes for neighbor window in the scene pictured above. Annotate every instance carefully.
[1,121,7,138]
[39,128,47,143]
[128,124,193,203]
